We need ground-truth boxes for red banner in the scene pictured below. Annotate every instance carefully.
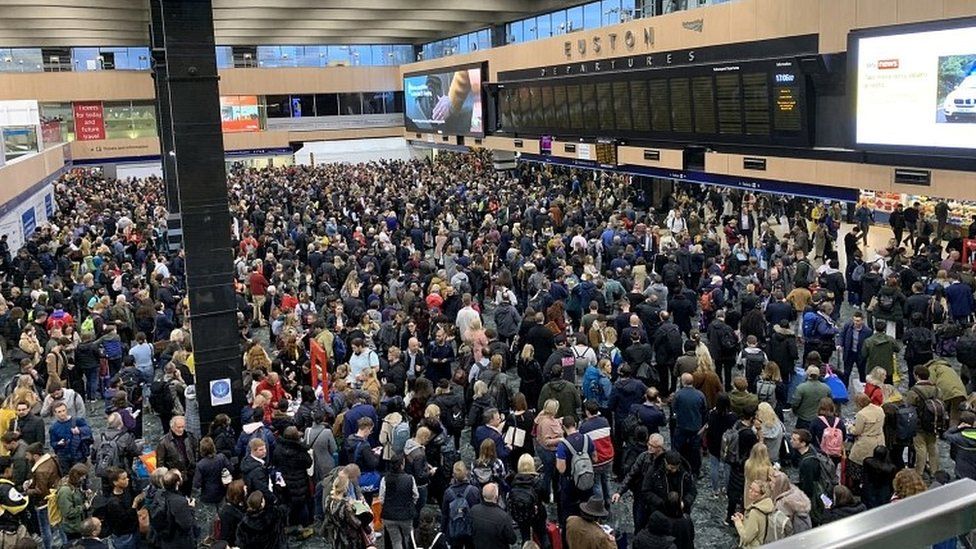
[41,120,62,146]
[73,101,105,141]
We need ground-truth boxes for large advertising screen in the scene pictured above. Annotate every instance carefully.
[220,96,260,133]
[852,20,976,152]
[403,65,484,136]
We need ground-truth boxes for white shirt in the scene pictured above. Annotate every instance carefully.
[348,349,380,383]
[456,306,480,336]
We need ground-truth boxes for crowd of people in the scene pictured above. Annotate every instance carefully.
[0,149,971,549]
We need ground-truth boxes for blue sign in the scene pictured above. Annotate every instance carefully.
[209,378,232,406]
[21,207,35,238]
[44,194,53,218]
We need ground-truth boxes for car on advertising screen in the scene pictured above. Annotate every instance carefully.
[944,73,976,122]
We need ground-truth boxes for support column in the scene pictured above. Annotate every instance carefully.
[149,0,243,432]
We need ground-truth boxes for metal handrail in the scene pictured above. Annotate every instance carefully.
[763,478,976,549]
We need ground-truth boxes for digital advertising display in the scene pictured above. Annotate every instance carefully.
[220,96,260,133]
[852,19,976,152]
[403,64,484,136]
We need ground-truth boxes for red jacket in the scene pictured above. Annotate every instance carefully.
[255,380,287,408]
[248,272,269,296]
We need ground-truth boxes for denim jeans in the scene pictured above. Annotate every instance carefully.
[708,454,729,494]
[535,444,557,499]
[592,465,611,506]
[36,506,65,549]
[83,368,100,400]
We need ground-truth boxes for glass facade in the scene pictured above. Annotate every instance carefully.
[264,92,404,119]
[254,45,413,67]
[71,47,151,71]
[101,101,158,139]
[0,48,44,73]
[421,28,491,60]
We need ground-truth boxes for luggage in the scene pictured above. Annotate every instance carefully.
[824,367,849,404]
[547,521,563,549]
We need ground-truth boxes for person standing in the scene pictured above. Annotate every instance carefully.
[889,203,906,248]
[861,320,902,382]
[378,457,418,549]
[790,366,833,431]
[839,312,872,385]
[100,467,144,549]
[8,400,45,448]
[271,426,314,538]
[555,417,595,532]
[48,402,92,471]
[155,416,199,496]
[671,374,707,477]
[470,483,517,549]
[903,202,919,249]
[153,469,197,549]
[904,365,943,477]
[579,401,614,506]
[25,443,62,549]
[935,200,950,242]
[565,496,616,549]
[854,202,874,246]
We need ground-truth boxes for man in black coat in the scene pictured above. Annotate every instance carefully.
[652,312,683,396]
[241,438,276,502]
[470,483,517,549]
[904,282,934,327]
[8,401,45,447]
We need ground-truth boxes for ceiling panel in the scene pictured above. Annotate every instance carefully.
[0,0,583,48]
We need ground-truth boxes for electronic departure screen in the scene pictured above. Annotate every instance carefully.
[496,57,808,146]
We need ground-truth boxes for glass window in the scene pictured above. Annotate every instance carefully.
[394,45,414,65]
[602,0,622,25]
[363,92,385,114]
[314,94,338,116]
[215,47,234,69]
[277,46,300,67]
[103,101,133,139]
[584,2,602,30]
[621,0,637,18]
[265,95,291,118]
[524,20,537,42]
[290,95,314,118]
[329,45,351,65]
[129,101,157,137]
[349,45,370,66]
[40,102,74,141]
[2,126,38,161]
[70,48,99,71]
[0,48,42,72]
[567,6,584,32]
[536,14,552,39]
[551,10,567,35]
[479,29,491,50]
[256,46,280,68]
[382,92,396,114]
[338,93,363,115]
[509,20,523,44]
[393,91,405,113]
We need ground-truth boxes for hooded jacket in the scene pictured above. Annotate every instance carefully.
[271,437,311,502]
[582,365,612,408]
[235,421,275,459]
[735,496,776,547]
[538,378,581,421]
[403,438,431,486]
[236,504,287,549]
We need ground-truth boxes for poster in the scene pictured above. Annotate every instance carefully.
[44,194,53,218]
[73,101,105,141]
[209,378,232,406]
[21,207,35,238]
[220,96,260,133]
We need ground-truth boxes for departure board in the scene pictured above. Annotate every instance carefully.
[596,82,615,131]
[494,57,807,146]
[629,80,651,132]
[529,87,543,127]
[567,85,583,129]
[595,142,617,166]
[773,74,802,131]
[612,81,632,131]
[552,85,568,129]
[715,73,743,135]
[742,72,771,136]
[581,84,599,131]
[541,86,555,129]
[692,76,716,134]
[649,80,671,132]
[670,78,693,133]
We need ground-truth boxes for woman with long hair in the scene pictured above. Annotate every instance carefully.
[533,398,562,499]
[756,402,785,466]
[692,356,723,410]
[505,392,536,467]
[743,442,773,506]
[516,344,543,407]
[323,472,372,549]
[473,438,509,493]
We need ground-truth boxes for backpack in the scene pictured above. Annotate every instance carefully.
[756,379,777,405]
[877,292,896,313]
[388,416,410,457]
[766,508,793,543]
[81,316,95,333]
[332,336,347,365]
[895,404,919,442]
[802,311,818,339]
[851,263,866,283]
[149,380,174,412]
[794,260,814,286]
[102,338,123,360]
[587,376,606,402]
[700,290,715,313]
[561,436,595,491]
[912,386,948,433]
[803,450,838,496]
[46,487,62,525]
[93,432,125,477]
[443,399,465,434]
[743,350,766,375]
[487,374,510,412]
[149,495,173,539]
[447,486,474,539]
[819,416,844,458]
[508,483,539,524]
[721,426,747,465]
[720,328,738,354]
[596,345,621,369]
[471,464,494,487]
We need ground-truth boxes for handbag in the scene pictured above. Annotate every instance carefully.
[354,441,381,493]
[824,366,849,404]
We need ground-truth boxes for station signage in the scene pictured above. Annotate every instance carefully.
[73,101,105,141]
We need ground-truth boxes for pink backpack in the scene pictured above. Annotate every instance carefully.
[820,416,843,457]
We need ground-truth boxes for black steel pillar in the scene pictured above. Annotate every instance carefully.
[149,0,244,432]
[148,0,182,251]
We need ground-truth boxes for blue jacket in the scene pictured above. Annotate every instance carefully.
[946,282,975,319]
[473,425,510,462]
[581,365,612,408]
[49,417,92,467]
[342,403,379,445]
[840,323,873,367]
[671,387,707,432]
[630,402,668,434]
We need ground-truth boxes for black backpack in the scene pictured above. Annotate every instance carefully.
[149,380,174,412]
[508,483,539,524]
